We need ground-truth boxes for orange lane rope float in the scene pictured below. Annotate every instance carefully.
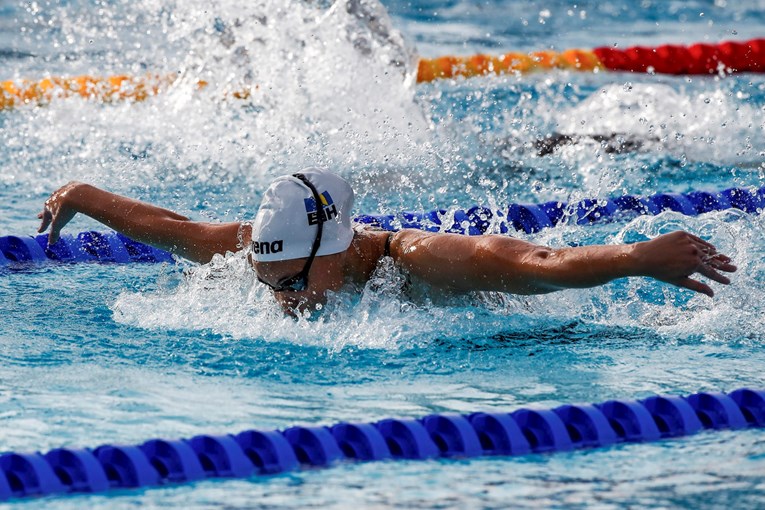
[1,38,764,110]
[0,74,217,110]
[416,48,604,82]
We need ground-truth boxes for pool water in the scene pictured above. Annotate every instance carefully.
[1,0,765,507]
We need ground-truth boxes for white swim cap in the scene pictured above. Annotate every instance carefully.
[250,168,355,262]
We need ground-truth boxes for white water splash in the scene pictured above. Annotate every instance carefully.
[2,0,435,193]
[111,208,764,349]
[111,250,460,351]
[522,209,765,343]
[557,82,765,165]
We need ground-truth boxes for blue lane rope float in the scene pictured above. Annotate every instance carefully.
[0,230,174,266]
[0,388,762,501]
[355,185,765,235]
[1,185,762,266]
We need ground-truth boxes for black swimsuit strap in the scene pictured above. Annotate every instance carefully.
[384,232,393,258]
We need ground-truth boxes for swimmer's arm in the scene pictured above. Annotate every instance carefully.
[38,182,250,263]
[391,230,736,297]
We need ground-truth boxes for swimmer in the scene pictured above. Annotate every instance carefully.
[534,133,659,156]
[38,168,736,315]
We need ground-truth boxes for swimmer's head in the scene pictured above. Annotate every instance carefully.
[250,167,354,262]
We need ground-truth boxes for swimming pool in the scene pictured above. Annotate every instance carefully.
[2,0,765,507]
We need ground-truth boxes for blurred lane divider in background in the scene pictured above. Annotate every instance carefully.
[1,38,763,110]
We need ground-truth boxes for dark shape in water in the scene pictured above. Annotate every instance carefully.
[535,133,660,156]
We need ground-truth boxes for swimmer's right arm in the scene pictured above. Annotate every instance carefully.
[391,229,736,297]
[38,182,250,263]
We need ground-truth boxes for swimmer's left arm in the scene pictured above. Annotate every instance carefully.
[38,181,251,263]
[391,230,736,297]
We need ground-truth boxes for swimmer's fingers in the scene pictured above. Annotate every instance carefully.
[705,253,737,273]
[37,208,52,234]
[667,256,734,296]
[47,218,62,245]
[690,238,737,276]
[47,210,76,245]
[672,277,714,297]
[696,263,731,285]
[37,182,85,244]
[687,233,716,250]
[38,200,75,245]
[706,252,731,263]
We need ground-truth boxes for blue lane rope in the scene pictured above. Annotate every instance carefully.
[0,231,174,266]
[0,388,762,501]
[355,185,765,235]
[1,185,762,266]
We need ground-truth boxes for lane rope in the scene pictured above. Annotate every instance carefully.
[1,38,763,110]
[0,387,762,501]
[417,37,765,82]
[0,231,174,266]
[0,74,178,111]
[1,184,761,266]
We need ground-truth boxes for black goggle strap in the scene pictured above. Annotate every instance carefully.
[292,173,324,271]
[253,173,325,292]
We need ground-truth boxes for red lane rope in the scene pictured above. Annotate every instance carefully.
[592,38,765,75]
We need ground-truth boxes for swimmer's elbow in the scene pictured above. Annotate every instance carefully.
[521,248,580,291]
[474,238,558,291]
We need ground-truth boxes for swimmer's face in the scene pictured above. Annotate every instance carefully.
[254,253,345,315]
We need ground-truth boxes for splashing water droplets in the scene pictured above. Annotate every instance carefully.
[555,83,765,165]
[2,0,764,352]
[3,0,434,192]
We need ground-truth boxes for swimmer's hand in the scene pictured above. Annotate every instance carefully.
[38,181,83,244]
[632,231,737,297]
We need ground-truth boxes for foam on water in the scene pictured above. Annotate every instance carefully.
[409,73,765,209]
[110,248,519,351]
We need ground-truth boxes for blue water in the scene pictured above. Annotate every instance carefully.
[1,0,765,507]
